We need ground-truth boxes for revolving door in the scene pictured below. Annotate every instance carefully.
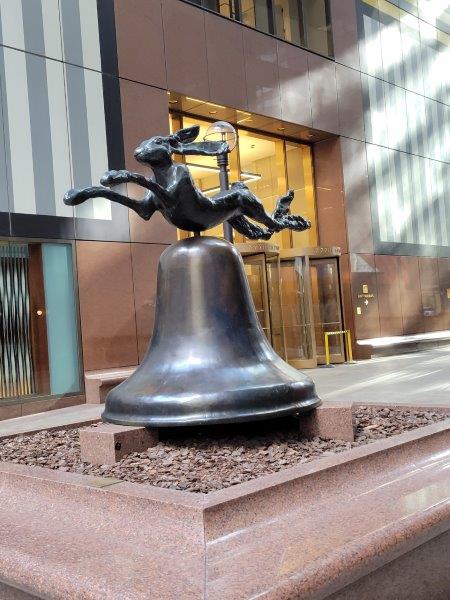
[279,247,345,369]
[237,242,287,360]
[238,244,345,369]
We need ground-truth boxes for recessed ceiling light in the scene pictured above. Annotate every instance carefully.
[169,99,178,104]
[209,110,218,115]
[277,127,285,132]
[308,133,314,138]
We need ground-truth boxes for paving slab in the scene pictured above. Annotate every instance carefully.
[0,404,103,439]
[311,346,450,406]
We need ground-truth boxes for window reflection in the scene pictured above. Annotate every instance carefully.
[358,0,450,254]
[302,0,333,56]
[191,0,333,56]
[274,0,304,45]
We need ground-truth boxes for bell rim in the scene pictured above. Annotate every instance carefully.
[101,396,322,428]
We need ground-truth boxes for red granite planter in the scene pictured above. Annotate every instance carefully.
[0,408,449,599]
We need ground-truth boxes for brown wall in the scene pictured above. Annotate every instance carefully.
[344,253,450,343]
[74,0,449,376]
[75,240,170,371]
[313,138,347,252]
[113,0,348,136]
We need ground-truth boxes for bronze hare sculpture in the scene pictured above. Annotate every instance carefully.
[64,125,311,240]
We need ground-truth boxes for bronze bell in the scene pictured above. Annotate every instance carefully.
[102,236,320,426]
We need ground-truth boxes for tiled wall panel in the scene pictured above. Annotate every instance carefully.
[119,78,176,245]
[313,139,347,252]
[398,256,424,334]
[340,138,374,254]
[419,257,442,331]
[114,0,166,88]
[243,28,281,120]
[336,64,365,141]
[76,241,138,370]
[277,42,312,127]
[131,243,168,361]
[162,0,210,100]
[375,255,403,336]
[307,54,339,134]
[329,0,361,70]
[205,13,247,110]
[438,258,450,329]
[350,253,381,339]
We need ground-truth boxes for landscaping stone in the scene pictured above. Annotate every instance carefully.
[0,406,446,494]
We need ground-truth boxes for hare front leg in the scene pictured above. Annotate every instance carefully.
[100,170,153,189]
[101,170,170,205]
[64,187,158,220]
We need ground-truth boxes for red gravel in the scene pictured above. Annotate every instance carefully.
[0,406,446,493]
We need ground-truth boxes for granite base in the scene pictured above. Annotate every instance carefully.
[298,400,355,442]
[79,423,159,465]
[0,405,448,599]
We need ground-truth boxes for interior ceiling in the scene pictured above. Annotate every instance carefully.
[238,134,276,164]
[168,91,336,145]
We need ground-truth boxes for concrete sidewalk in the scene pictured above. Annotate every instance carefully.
[309,346,450,406]
[0,403,103,439]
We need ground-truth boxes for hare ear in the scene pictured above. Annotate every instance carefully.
[173,125,200,145]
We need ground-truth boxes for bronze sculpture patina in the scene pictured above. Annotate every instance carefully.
[65,124,320,426]
[64,125,310,239]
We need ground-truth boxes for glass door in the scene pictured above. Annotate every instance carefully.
[279,256,316,368]
[309,257,344,364]
[243,253,272,342]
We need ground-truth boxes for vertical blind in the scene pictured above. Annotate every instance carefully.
[0,243,35,398]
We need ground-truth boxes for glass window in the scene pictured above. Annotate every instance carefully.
[302,0,332,56]
[274,0,304,45]
[361,74,389,147]
[384,81,409,152]
[425,97,442,161]
[41,244,80,396]
[171,113,317,250]
[190,0,333,55]
[285,143,318,248]
[0,241,81,402]
[358,2,384,77]
[400,12,424,94]
[238,129,286,247]
[398,0,418,16]
[406,89,428,157]
[378,1,405,87]
[239,0,273,33]
[419,0,450,33]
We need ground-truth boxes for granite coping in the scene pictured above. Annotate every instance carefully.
[0,417,448,599]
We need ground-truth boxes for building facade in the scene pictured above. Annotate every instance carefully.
[0,0,449,416]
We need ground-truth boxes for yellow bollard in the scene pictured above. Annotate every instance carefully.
[324,332,331,366]
[345,329,356,363]
[322,329,356,367]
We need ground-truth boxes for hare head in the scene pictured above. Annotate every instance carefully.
[134,125,229,166]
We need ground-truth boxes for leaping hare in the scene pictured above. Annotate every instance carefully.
[64,125,311,240]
